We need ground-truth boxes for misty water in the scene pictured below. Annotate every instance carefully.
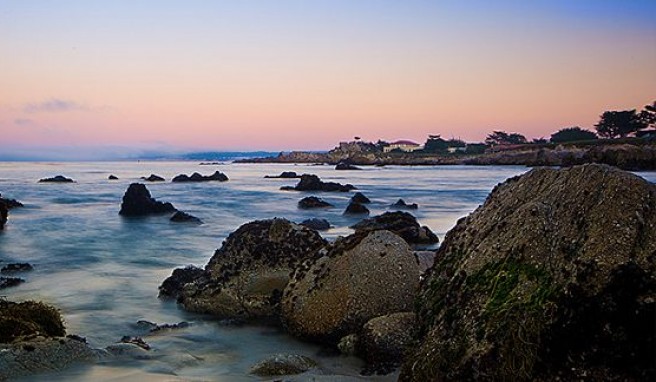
[2,162,654,381]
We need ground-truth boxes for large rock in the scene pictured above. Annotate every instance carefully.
[119,183,176,216]
[351,192,371,204]
[249,353,317,376]
[351,211,438,245]
[38,175,74,183]
[172,171,228,182]
[401,164,656,382]
[141,174,165,182]
[265,171,300,179]
[0,193,23,209]
[359,312,417,372]
[282,230,421,343]
[343,201,369,215]
[390,199,418,210]
[281,174,356,192]
[160,219,327,320]
[335,161,362,170]
[298,196,333,209]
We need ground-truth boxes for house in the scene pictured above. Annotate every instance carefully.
[383,140,423,153]
[447,146,467,154]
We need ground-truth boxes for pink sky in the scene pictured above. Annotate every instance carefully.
[1,1,655,156]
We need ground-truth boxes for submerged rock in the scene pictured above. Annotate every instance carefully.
[249,353,317,376]
[0,277,24,290]
[0,193,23,209]
[282,230,420,343]
[401,164,656,382]
[0,200,6,230]
[141,174,165,182]
[344,201,369,215]
[299,218,331,231]
[170,211,203,224]
[172,171,228,182]
[119,183,176,216]
[264,171,300,179]
[161,219,326,320]
[351,211,438,245]
[298,196,333,209]
[351,192,371,204]
[281,174,356,192]
[1,263,34,273]
[390,199,418,210]
[108,175,118,180]
[38,175,74,183]
[335,161,362,171]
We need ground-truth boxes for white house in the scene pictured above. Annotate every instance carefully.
[383,140,423,153]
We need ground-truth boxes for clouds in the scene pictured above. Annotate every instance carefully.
[14,118,35,126]
[23,98,89,113]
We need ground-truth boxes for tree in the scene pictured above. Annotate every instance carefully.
[423,135,449,153]
[532,137,548,144]
[639,101,656,129]
[485,130,527,145]
[594,109,646,138]
[550,127,597,143]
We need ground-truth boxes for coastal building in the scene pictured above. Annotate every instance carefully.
[447,146,467,154]
[383,140,423,153]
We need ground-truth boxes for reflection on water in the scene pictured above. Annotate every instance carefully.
[7,162,650,380]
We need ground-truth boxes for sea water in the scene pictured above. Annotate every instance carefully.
[1,162,653,381]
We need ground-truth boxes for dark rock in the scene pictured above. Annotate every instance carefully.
[249,353,317,376]
[161,219,327,320]
[0,300,65,342]
[172,171,228,182]
[299,218,331,231]
[351,211,438,245]
[0,194,23,209]
[141,174,165,182]
[414,251,436,274]
[170,211,203,224]
[400,164,656,382]
[119,336,150,350]
[344,201,369,215]
[264,171,300,179]
[0,200,6,230]
[38,175,74,183]
[282,174,356,192]
[136,320,191,333]
[158,266,207,299]
[118,183,176,216]
[0,277,24,290]
[298,196,333,209]
[335,161,362,170]
[359,312,417,374]
[351,192,371,204]
[337,334,359,356]
[108,175,118,180]
[1,263,34,273]
[391,199,418,210]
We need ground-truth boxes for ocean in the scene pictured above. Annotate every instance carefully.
[1,162,654,381]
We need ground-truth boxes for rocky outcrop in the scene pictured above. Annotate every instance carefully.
[391,199,418,210]
[299,218,331,231]
[298,196,333,209]
[1,263,33,273]
[351,192,371,204]
[0,200,6,230]
[38,175,74,183]
[172,171,228,182]
[141,174,165,182]
[160,219,327,320]
[335,161,362,170]
[0,277,24,289]
[118,183,176,216]
[281,174,356,192]
[351,212,438,246]
[265,171,300,179]
[281,230,421,343]
[401,164,656,382]
[359,312,417,373]
[0,194,23,209]
[170,211,202,224]
[343,201,369,215]
[249,353,317,376]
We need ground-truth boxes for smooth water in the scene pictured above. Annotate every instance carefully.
[1,162,653,381]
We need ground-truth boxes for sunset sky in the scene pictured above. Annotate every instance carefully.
[1,1,655,158]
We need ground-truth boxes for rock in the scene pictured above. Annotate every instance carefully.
[0,200,6,230]
[172,171,228,182]
[414,251,436,274]
[300,218,331,231]
[38,175,74,183]
[141,174,165,182]
[135,320,190,333]
[391,199,418,210]
[249,353,317,376]
[344,201,369,215]
[1,263,34,273]
[161,219,327,320]
[298,196,333,209]
[0,277,24,290]
[119,336,150,350]
[282,174,356,192]
[359,312,417,373]
[400,164,656,382]
[0,300,66,343]
[351,192,371,204]
[118,183,176,216]
[338,334,359,355]
[282,230,421,343]
[335,161,362,170]
[108,175,118,180]
[351,211,438,245]
[265,171,300,179]
[104,343,151,358]
[170,211,203,224]
[0,193,23,209]
[158,266,207,299]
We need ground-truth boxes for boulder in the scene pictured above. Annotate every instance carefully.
[335,161,362,170]
[282,174,356,192]
[400,164,656,382]
[351,211,438,245]
[170,211,203,224]
[172,171,228,182]
[265,171,300,179]
[359,312,417,373]
[298,196,333,209]
[413,251,436,274]
[141,174,165,182]
[118,183,176,216]
[282,230,421,343]
[249,353,317,376]
[160,219,327,320]
[299,218,331,231]
[391,199,418,210]
[38,175,74,183]
[108,175,119,180]
[1,263,34,273]
[158,266,206,299]
[344,201,369,215]
[0,193,23,209]
[351,192,371,204]
[0,300,65,342]
[0,277,24,290]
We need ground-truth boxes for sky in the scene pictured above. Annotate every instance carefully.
[1,0,655,158]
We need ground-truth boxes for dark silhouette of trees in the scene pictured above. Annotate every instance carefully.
[423,135,449,153]
[532,137,548,144]
[594,109,646,138]
[550,127,597,143]
[485,131,527,145]
[639,101,656,129]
